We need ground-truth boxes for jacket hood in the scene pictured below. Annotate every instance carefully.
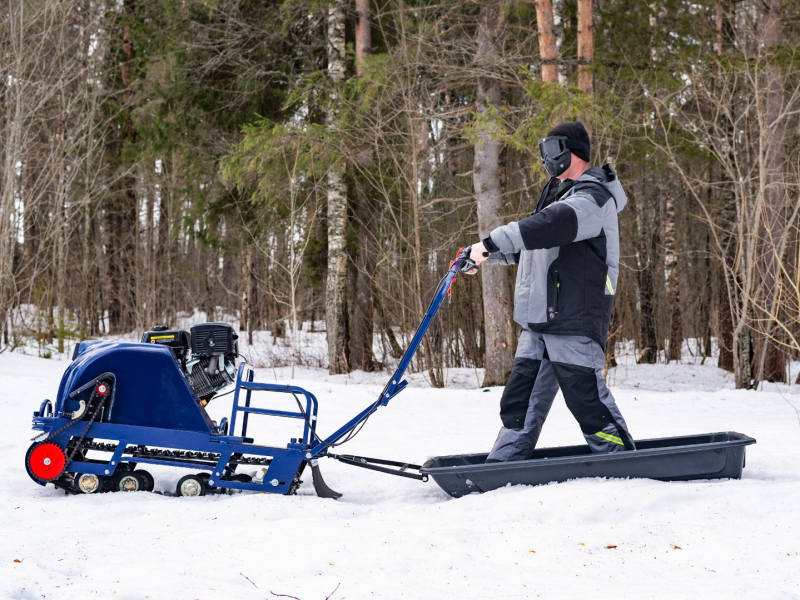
[577,164,627,213]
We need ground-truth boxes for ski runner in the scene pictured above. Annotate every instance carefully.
[466,121,635,461]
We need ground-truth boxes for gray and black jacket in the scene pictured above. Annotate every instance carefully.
[482,164,627,349]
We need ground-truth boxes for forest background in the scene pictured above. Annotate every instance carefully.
[2,0,800,390]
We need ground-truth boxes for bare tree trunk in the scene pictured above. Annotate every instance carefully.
[106,3,138,334]
[325,0,349,374]
[269,225,287,341]
[22,154,40,300]
[715,2,726,56]
[534,0,559,84]
[634,185,659,364]
[355,0,371,77]
[717,263,735,371]
[755,0,786,383]
[473,3,515,387]
[577,0,593,96]
[160,152,177,326]
[739,329,753,388]
[349,188,377,371]
[664,195,682,362]
[700,227,713,363]
[0,3,26,350]
[638,259,658,364]
[348,0,377,372]
[54,116,68,353]
[105,197,122,332]
[375,293,402,359]
[241,246,252,335]
[715,1,736,373]
[144,180,155,330]
[82,203,100,336]
[105,176,138,334]
[605,304,618,373]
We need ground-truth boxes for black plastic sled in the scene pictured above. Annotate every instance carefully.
[421,432,756,497]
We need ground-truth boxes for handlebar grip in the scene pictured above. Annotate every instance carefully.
[456,246,486,272]
[457,245,484,272]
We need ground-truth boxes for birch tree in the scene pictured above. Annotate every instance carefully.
[325,0,349,374]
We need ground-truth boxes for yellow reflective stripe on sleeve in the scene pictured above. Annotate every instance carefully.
[605,275,615,295]
[595,431,624,446]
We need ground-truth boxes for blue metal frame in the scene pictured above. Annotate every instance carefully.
[30,252,470,495]
[228,364,319,447]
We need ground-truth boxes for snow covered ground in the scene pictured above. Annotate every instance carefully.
[2,350,800,599]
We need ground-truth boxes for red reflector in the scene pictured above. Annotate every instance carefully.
[96,384,108,396]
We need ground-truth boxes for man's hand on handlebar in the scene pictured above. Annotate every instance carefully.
[466,242,490,275]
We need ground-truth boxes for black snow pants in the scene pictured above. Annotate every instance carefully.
[487,329,635,462]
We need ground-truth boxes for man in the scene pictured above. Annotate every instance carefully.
[468,121,635,461]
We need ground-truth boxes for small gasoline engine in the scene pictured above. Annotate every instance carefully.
[142,323,239,405]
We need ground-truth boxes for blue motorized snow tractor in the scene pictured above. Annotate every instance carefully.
[25,250,479,497]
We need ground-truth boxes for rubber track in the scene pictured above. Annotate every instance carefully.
[72,440,274,466]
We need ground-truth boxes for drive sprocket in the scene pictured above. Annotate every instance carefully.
[26,442,67,483]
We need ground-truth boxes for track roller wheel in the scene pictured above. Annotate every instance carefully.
[73,473,105,494]
[115,471,145,492]
[176,474,207,497]
[25,442,67,484]
[136,470,155,492]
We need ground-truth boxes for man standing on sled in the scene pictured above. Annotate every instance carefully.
[466,121,635,461]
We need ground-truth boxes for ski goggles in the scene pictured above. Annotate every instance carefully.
[538,136,589,162]
[538,135,590,177]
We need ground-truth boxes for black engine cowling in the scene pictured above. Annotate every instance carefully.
[141,326,191,362]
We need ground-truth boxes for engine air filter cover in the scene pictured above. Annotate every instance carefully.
[190,323,238,356]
